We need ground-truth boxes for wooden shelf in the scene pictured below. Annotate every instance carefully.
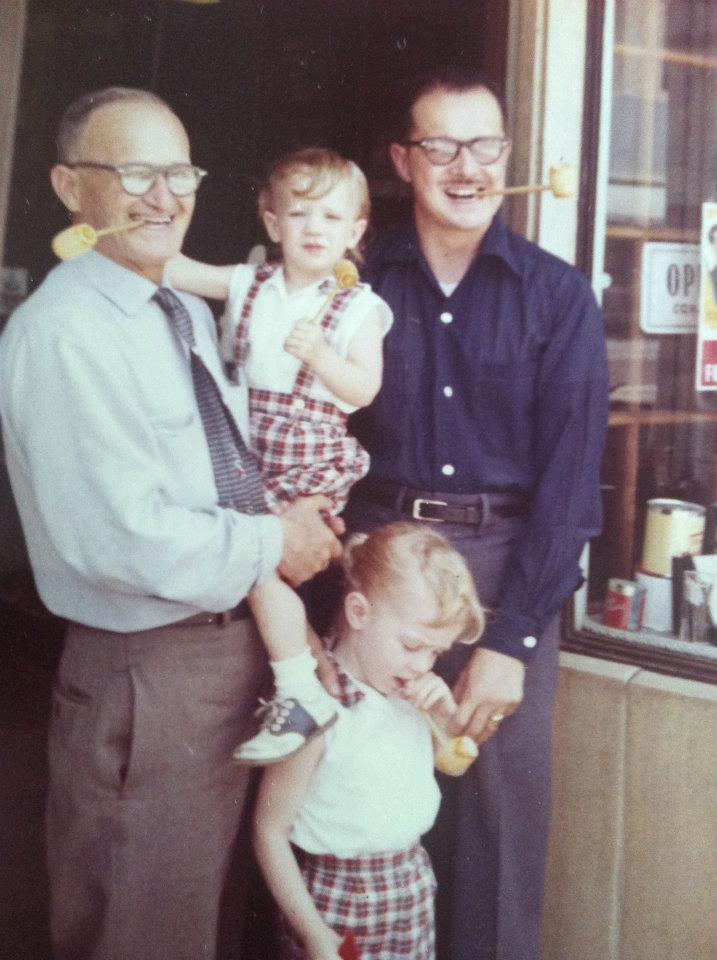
[615,42,717,72]
[609,409,717,428]
[605,224,699,243]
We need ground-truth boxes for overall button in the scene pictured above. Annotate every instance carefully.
[439,311,453,324]
[523,636,538,650]
[441,464,455,476]
[443,386,454,397]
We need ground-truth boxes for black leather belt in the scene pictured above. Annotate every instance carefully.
[352,477,530,526]
[175,599,251,627]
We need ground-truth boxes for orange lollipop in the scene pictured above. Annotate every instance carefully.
[424,712,479,777]
[309,259,360,325]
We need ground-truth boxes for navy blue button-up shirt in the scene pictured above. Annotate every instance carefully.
[350,215,609,663]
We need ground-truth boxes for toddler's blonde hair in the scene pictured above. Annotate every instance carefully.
[259,147,370,228]
[341,522,485,645]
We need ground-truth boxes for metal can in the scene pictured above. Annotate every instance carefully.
[603,578,646,631]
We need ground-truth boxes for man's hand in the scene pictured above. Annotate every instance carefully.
[449,647,525,745]
[277,495,342,587]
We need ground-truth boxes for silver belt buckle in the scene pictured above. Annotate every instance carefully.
[412,498,447,521]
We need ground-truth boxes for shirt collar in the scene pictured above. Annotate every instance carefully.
[72,250,162,316]
[375,213,523,278]
[263,263,334,298]
[326,648,366,707]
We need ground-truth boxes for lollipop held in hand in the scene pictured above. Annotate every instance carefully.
[309,259,359,326]
[433,734,479,777]
[333,258,359,290]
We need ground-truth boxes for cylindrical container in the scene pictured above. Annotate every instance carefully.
[678,569,713,644]
[603,578,646,630]
[635,569,673,632]
[641,499,706,577]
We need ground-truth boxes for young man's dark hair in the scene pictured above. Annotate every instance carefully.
[391,64,508,143]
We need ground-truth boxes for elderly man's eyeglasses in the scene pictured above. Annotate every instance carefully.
[405,137,510,167]
[65,162,208,197]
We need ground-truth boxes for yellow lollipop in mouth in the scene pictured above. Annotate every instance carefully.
[547,163,577,198]
[480,163,577,200]
[51,219,146,261]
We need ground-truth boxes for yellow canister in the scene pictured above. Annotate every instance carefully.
[641,499,706,577]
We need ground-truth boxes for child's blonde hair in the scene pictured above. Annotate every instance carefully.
[259,147,370,249]
[341,522,485,645]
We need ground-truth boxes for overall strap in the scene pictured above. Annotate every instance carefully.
[293,282,364,400]
[231,262,279,376]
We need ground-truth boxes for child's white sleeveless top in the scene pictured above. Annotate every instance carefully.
[290,672,441,857]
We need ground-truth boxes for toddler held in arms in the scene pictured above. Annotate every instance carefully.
[169,148,392,764]
[253,521,484,960]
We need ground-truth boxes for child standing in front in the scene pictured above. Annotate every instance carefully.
[252,522,485,960]
[169,149,392,764]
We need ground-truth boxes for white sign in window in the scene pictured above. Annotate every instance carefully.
[640,242,700,335]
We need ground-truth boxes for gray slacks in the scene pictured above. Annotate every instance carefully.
[341,498,560,960]
[46,616,267,960]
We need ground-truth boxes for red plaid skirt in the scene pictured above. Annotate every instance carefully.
[280,843,436,960]
[249,388,370,515]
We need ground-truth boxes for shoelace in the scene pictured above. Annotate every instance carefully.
[255,697,296,732]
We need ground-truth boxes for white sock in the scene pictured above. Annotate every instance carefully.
[271,646,325,702]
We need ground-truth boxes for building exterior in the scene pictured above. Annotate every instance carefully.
[1,2,716,957]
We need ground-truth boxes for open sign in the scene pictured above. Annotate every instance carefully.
[640,242,700,334]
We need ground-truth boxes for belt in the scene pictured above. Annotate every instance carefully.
[174,598,251,628]
[352,477,530,526]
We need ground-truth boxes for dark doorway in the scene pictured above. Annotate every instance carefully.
[1,4,508,956]
[6,0,508,288]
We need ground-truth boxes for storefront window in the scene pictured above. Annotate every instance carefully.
[571,0,717,681]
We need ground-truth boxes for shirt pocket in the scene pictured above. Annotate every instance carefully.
[150,410,215,504]
[471,356,539,455]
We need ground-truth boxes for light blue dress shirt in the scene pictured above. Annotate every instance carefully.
[0,251,282,631]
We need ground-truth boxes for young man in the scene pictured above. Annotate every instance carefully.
[0,87,341,960]
[344,67,609,960]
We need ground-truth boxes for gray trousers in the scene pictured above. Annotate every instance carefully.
[341,498,561,960]
[46,617,266,960]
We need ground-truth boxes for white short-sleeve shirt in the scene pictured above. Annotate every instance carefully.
[224,264,393,413]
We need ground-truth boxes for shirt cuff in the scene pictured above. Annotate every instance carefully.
[254,513,284,584]
[479,610,544,664]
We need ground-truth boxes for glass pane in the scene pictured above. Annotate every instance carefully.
[587,0,717,658]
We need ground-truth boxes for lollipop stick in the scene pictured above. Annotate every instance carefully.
[308,291,336,326]
[481,182,550,198]
[422,709,452,748]
[308,259,359,325]
[95,219,147,238]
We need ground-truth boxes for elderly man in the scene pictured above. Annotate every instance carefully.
[0,87,341,960]
[344,66,609,960]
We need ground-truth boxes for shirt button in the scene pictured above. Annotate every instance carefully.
[441,464,455,476]
[523,636,538,649]
[443,386,453,397]
[439,311,453,324]
[293,398,306,411]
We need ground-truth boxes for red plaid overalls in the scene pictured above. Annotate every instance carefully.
[279,660,437,960]
[233,264,371,514]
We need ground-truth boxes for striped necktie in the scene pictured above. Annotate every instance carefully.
[153,288,266,514]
